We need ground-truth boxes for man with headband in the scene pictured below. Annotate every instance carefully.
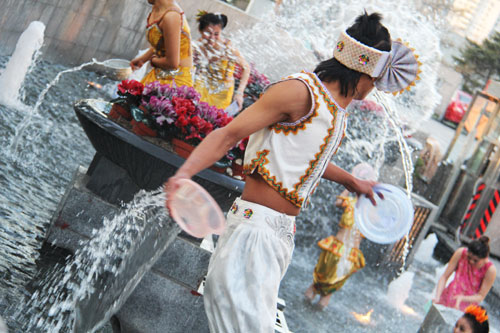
[166,12,419,333]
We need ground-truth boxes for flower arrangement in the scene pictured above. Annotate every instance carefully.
[108,80,248,178]
[109,79,145,120]
[116,79,144,104]
[140,82,233,145]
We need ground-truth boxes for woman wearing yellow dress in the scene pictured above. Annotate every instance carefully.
[130,0,193,87]
[304,163,377,309]
[193,12,250,111]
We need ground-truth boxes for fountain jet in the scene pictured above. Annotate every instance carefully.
[0,21,45,108]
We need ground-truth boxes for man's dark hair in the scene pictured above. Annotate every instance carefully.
[198,13,228,31]
[314,12,391,97]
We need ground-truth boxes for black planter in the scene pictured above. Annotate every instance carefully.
[74,99,244,211]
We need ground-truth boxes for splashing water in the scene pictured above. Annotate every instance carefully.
[0,21,45,108]
[0,32,117,298]
[0,0,466,331]
[387,271,419,317]
[231,0,442,125]
[0,55,117,304]
[9,59,105,158]
[336,226,361,278]
[360,90,417,271]
[372,91,415,194]
[413,233,438,264]
[8,189,180,332]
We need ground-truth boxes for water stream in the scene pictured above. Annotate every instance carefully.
[1,0,498,332]
[0,21,44,108]
[9,60,102,157]
[11,190,179,333]
[0,34,115,299]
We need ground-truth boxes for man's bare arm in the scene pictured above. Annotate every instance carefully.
[167,80,310,182]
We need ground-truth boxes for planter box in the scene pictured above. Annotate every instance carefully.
[74,99,244,211]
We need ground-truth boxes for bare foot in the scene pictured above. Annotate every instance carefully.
[317,294,332,310]
[304,284,316,302]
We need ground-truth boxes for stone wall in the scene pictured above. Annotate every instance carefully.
[0,0,258,66]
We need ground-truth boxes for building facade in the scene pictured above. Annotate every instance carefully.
[447,0,500,44]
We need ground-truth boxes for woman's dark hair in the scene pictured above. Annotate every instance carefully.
[314,12,391,97]
[463,308,490,333]
[197,12,228,31]
[468,236,490,258]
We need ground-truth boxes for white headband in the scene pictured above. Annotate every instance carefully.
[333,31,421,94]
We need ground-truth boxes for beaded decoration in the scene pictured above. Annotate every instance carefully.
[336,41,345,52]
[230,202,239,214]
[358,54,369,65]
[243,208,253,219]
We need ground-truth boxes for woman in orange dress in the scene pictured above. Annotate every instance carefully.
[130,0,193,87]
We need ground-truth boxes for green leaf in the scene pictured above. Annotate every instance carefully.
[130,105,145,122]
[110,97,128,104]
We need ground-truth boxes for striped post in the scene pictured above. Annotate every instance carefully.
[474,189,500,238]
[460,182,485,232]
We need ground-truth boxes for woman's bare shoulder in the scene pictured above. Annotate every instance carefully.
[161,7,183,25]
[449,247,467,261]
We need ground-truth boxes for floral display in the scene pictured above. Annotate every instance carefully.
[108,80,248,178]
[109,79,145,120]
[113,79,144,105]
[140,82,233,145]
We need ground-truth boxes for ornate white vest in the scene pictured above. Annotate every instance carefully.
[243,72,348,208]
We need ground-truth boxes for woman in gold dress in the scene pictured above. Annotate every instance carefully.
[193,12,250,111]
[305,163,377,309]
[130,0,193,87]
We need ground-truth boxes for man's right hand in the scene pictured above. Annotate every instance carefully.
[164,171,191,198]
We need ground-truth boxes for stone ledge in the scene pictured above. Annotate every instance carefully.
[152,237,211,291]
[116,271,209,333]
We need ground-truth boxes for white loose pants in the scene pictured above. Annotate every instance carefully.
[204,197,295,333]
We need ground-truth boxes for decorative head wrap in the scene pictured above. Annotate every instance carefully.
[196,10,208,22]
[333,31,421,95]
[464,305,488,324]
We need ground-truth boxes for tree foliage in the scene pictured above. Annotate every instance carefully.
[454,32,500,94]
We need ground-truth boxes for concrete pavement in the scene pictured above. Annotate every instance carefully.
[415,117,469,162]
